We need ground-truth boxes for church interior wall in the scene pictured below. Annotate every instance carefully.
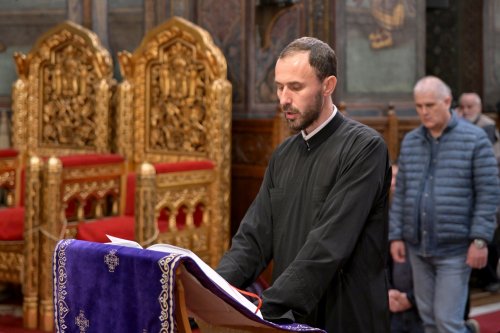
[0,0,499,235]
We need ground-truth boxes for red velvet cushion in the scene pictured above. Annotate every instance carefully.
[0,149,19,158]
[76,216,135,243]
[58,154,124,167]
[154,160,214,174]
[0,207,25,240]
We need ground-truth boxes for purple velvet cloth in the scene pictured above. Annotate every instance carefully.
[53,240,326,333]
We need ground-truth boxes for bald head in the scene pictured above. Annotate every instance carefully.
[413,76,452,138]
[414,76,452,100]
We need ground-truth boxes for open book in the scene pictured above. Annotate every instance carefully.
[106,235,263,319]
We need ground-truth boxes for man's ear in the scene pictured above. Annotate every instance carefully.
[443,95,452,109]
[323,76,337,96]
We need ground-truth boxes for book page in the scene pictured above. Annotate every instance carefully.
[106,235,143,249]
[147,243,263,319]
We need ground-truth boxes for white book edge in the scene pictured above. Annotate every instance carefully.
[105,235,263,319]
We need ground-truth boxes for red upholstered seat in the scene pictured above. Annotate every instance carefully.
[0,149,19,158]
[0,207,25,241]
[58,154,125,167]
[76,215,136,243]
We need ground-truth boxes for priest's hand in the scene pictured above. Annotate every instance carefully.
[388,289,412,312]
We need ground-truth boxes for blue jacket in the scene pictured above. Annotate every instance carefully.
[389,113,500,250]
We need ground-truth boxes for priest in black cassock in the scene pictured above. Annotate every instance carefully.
[216,36,391,333]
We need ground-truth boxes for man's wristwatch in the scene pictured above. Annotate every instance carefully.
[473,239,487,249]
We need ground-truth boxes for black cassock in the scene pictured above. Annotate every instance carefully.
[217,112,391,333]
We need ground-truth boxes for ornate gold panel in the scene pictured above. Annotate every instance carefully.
[117,17,232,269]
[0,242,23,283]
[11,21,114,157]
[117,16,231,165]
[155,169,214,188]
[61,163,124,180]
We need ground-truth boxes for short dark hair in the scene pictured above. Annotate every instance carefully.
[279,37,337,81]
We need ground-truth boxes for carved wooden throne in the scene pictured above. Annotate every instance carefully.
[0,152,42,331]
[115,16,232,267]
[7,20,120,331]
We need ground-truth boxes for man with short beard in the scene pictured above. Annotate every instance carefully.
[216,37,391,332]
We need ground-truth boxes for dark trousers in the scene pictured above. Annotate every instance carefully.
[391,310,424,333]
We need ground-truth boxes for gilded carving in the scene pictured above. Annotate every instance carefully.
[62,179,120,203]
[0,155,41,328]
[23,156,43,329]
[11,21,114,157]
[156,169,214,188]
[11,72,28,151]
[0,247,23,282]
[117,17,232,268]
[62,164,123,180]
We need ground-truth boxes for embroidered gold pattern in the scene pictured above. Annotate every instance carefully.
[54,239,74,333]
[158,254,182,333]
[104,249,119,272]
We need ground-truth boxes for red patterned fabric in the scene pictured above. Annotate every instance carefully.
[154,160,214,174]
[0,207,25,240]
[58,154,124,167]
[76,216,135,243]
[0,149,19,158]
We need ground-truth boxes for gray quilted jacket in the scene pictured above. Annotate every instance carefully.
[389,113,500,245]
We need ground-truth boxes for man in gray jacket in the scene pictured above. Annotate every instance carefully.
[389,76,500,333]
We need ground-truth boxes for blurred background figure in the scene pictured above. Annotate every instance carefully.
[388,162,424,333]
[458,92,500,294]
[390,76,499,333]
[458,93,498,145]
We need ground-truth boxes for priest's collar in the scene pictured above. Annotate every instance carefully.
[301,105,338,141]
[301,106,343,151]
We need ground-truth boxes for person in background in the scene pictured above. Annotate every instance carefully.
[216,36,392,333]
[458,93,497,144]
[389,76,500,333]
[458,92,500,294]
[388,163,424,333]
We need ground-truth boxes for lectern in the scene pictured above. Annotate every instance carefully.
[53,240,325,333]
